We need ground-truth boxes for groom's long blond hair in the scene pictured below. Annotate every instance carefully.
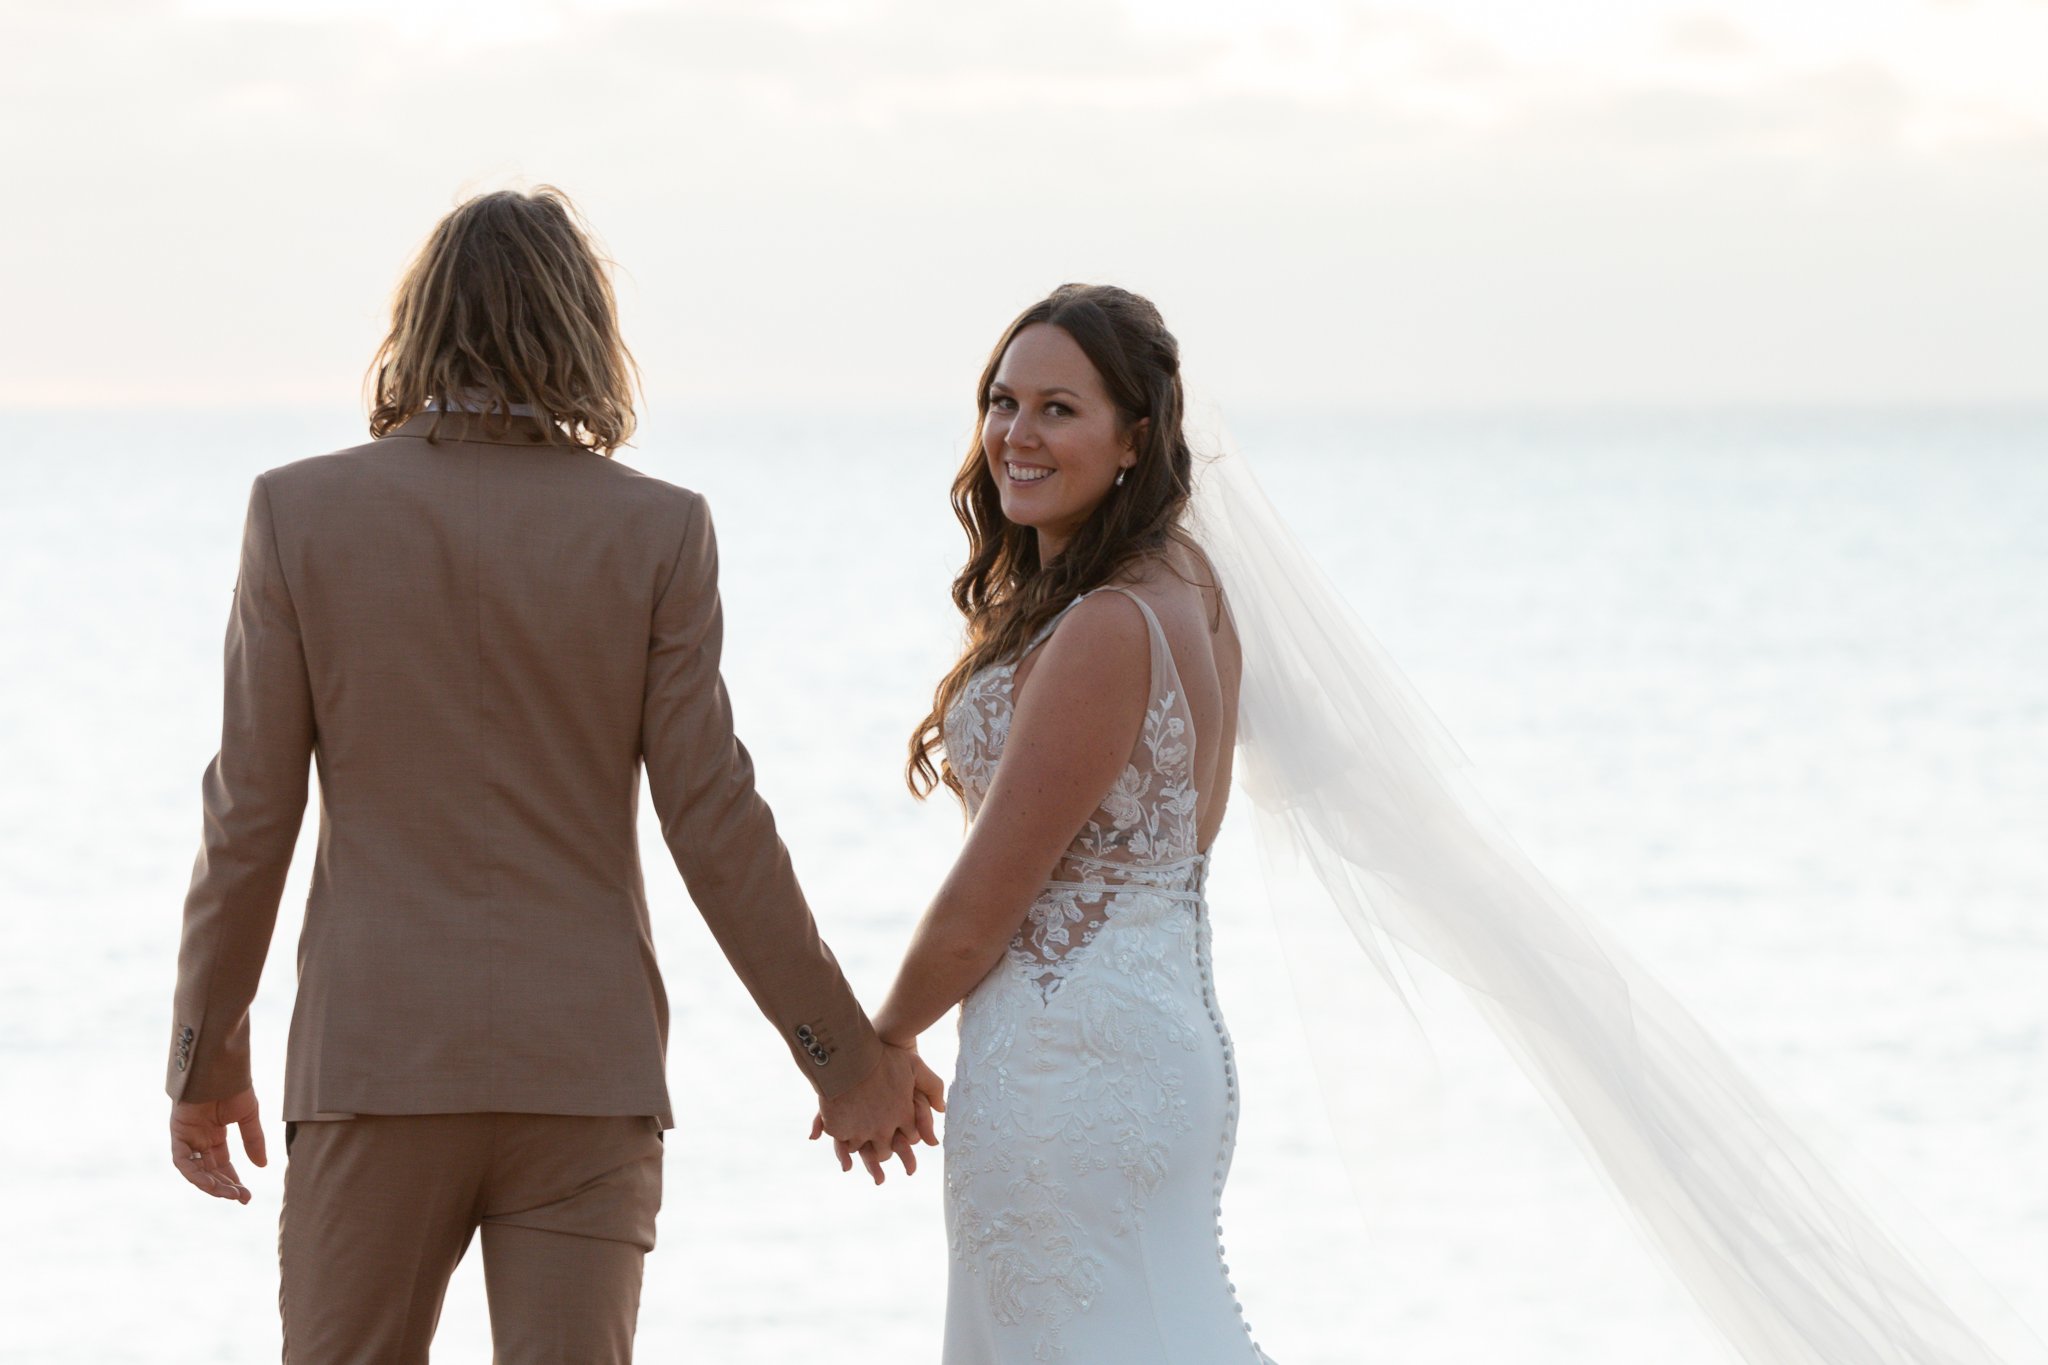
[367,186,639,457]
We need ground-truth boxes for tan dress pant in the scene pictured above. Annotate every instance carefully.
[278,1113,664,1364]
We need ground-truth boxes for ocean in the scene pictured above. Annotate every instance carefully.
[2,405,2042,1362]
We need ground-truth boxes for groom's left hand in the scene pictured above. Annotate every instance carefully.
[169,1087,268,1204]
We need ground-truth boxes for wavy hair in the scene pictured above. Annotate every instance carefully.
[367,186,638,456]
[908,283,1197,800]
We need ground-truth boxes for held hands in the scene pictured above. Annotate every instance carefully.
[810,1041,944,1185]
[169,1087,268,1204]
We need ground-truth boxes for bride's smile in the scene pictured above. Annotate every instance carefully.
[982,321,1141,561]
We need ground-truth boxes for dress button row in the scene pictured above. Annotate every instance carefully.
[1200,920,1258,1354]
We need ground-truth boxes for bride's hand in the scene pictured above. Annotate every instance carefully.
[808,1111,855,1173]
[809,1112,918,1181]
[892,1035,945,1148]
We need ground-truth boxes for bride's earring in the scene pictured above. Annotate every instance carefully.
[1116,467,1128,487]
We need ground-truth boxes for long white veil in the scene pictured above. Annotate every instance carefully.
[1187,437,2046,1365]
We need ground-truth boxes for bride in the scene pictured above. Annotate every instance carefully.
[875,284,1256,1362]
[831,283,2043,1365]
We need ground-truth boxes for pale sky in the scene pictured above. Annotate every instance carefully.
[4,0,2045,409]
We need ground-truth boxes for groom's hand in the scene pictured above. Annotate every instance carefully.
[169,1087,267,1204]
[812,1043,943,1185]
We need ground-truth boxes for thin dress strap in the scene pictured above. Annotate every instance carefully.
[1089,586,1193,753]
[1090,584,1207,876]
[1017,590,1095,660]
[1092,584,1167,648]
[1024,586,1192,758]
[1015,589,1201,813]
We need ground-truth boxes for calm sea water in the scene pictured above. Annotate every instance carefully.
[2,406,2043,1363]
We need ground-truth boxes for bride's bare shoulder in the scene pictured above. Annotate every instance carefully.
[1108,537,1235,640]
[1103,537,1193,593]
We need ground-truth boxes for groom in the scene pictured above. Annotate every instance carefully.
[165,186,938,1362]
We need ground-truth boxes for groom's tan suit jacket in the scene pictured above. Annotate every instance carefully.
[166,412,882,1125]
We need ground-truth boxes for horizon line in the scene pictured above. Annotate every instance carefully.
[5,396,2048,420]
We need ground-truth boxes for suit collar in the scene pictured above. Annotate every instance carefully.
[386,410,564,448]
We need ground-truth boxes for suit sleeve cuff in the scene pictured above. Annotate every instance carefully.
[792,1009,887,1101]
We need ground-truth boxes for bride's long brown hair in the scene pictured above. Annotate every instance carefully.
[908,284,1196,801]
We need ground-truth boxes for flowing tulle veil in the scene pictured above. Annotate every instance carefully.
[1184,424,2046,1365]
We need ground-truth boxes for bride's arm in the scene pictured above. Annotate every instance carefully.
[873,592,1151,1045]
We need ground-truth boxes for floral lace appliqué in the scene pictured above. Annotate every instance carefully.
[945,889,1202,1359]
[938,588,1223,1359]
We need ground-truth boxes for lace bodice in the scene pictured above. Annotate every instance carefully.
[938,584,1267,1362]
[941,586,1207,988]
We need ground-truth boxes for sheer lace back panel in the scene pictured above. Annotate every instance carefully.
[942,586,1206,992]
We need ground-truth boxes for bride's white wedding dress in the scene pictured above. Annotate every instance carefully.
[940,585,1271,1364]
[928,444,2043,1365]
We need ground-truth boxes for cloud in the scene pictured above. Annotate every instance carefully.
[1,0,2044,407]
[1665,14,1758,59]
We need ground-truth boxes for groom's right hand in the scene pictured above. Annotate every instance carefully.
[813,1043,944,1184]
